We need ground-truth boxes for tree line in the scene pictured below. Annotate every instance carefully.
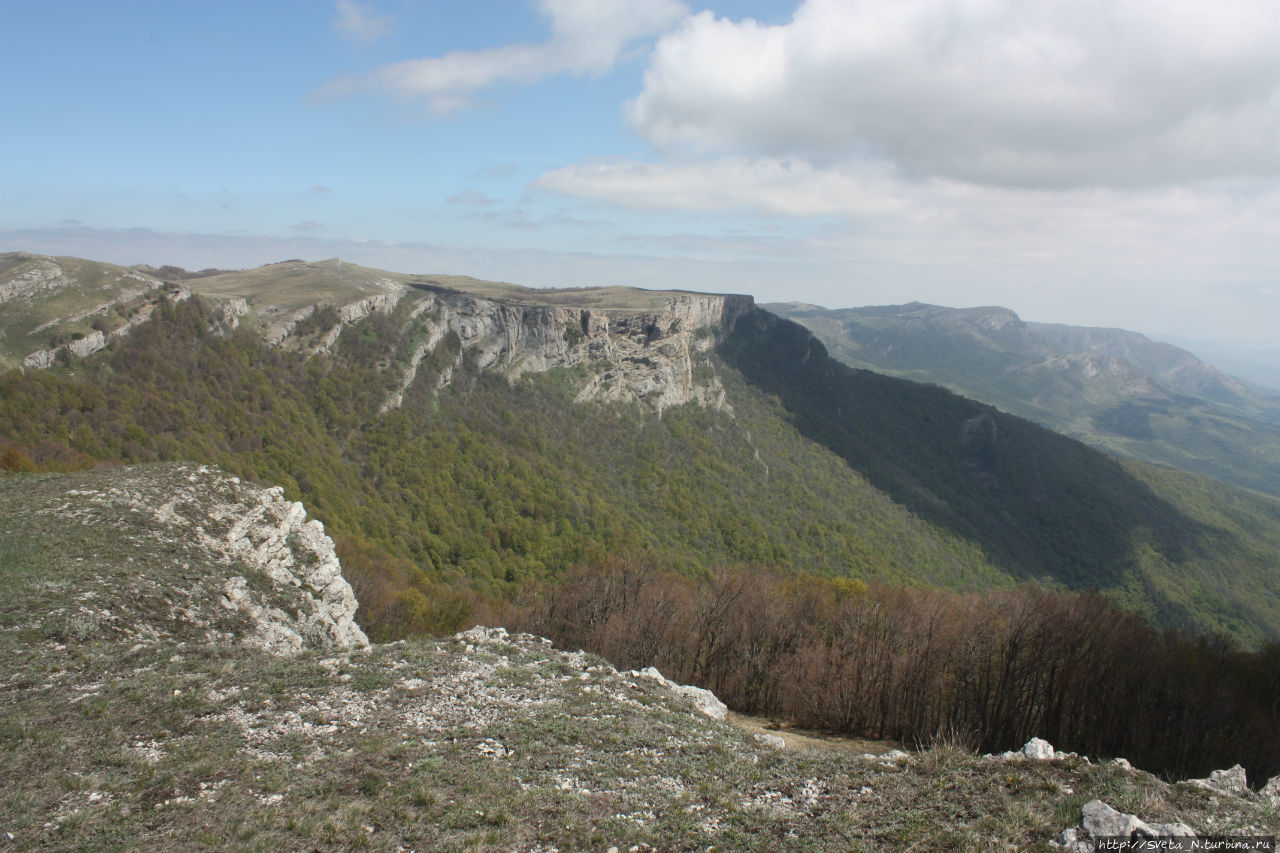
[506,558,1280,784]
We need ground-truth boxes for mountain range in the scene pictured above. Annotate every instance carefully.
[769,301,1280,500]
[3,252,1280,650]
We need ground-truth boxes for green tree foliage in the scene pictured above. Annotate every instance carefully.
[3,297,1280,647]
[719,308,1269,636]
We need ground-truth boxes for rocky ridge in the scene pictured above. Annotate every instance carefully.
[22,463,367,653]
[7,253,753,414]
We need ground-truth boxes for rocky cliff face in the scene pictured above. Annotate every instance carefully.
[27,463,368,654]
[383,290,755,413]
[7,252,754,416]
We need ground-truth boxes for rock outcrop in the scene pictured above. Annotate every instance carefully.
[382,291,753,414]
[629,665,730,720]
[1184,764,1250,797]
[1054,799,1195,850]
[35,463,368,654]
[0,255,75,303]
[154,469,370,654]
[992,737,1081,762]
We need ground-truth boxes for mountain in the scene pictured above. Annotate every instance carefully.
[4,253,1280,648]
[1153,334,1280,395]
[769,301,1280,500]
[6,464,1274,849]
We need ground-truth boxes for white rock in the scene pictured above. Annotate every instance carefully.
[22,349,56,369]
[1185,764,1249,797]
[1053,799,1195,851]
[756,733,786,749]
[628,667,729,720]
[1021,737,1056,760]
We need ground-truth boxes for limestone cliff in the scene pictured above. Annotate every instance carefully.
[6,252,755,415]
[383,290,754,413]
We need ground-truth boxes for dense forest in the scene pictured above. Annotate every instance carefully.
[4,294,1280,783]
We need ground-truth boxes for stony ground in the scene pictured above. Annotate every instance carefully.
[2,466,1277,851]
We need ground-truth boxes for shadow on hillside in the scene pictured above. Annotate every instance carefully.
[720,309,1212,603]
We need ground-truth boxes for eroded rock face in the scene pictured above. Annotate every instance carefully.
[383,291,754,414]
[44,464,368,654]
[157,472,370,654]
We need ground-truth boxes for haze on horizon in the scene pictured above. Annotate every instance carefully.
[2,0,1278,351]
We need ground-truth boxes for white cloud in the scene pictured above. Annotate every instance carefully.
[627,0,1280,188]
[535,154,1280,334]
[446,189,501,207]
[333,0,392,46]
[536,157,912,216]
[329,0,687,114]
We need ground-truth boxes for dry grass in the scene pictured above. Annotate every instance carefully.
[2,466,1277,851]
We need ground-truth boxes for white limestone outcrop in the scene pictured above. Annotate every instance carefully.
[1053,800,1195,851]
[381,291,753,414]
[146,466,370,653]
[629,666,730,720]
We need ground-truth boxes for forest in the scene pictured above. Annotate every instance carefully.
[509,559,1280,783]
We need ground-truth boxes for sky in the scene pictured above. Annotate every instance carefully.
[2,0,1279,347]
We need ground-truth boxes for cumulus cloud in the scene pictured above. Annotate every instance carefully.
[333,0,392,45]
[327,0,687,113]
[626,0,1280,187]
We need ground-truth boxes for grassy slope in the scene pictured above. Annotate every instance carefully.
[2,466,1275,851]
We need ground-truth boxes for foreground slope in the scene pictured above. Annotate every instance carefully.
[771,301,1280,500]
[4,255,1280,644]
[2,465,1275,851]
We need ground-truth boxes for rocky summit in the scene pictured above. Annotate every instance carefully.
[1,464,1277,851]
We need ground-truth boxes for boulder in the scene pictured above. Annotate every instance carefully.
[1184,764,1249,797]
[1262,774,1280,807]
[630,666,729,720]
[1053,800,1195,851]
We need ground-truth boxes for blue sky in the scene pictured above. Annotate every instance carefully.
[3,0,1279,347]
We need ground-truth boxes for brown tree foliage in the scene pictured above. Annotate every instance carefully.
[513,559,1280,783]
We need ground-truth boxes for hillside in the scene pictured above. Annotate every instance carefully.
[3,254,1280,649]
[2,464,1276,850]
[769,301,1280,499]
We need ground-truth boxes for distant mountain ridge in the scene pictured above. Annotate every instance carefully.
[769,301,1280,499]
